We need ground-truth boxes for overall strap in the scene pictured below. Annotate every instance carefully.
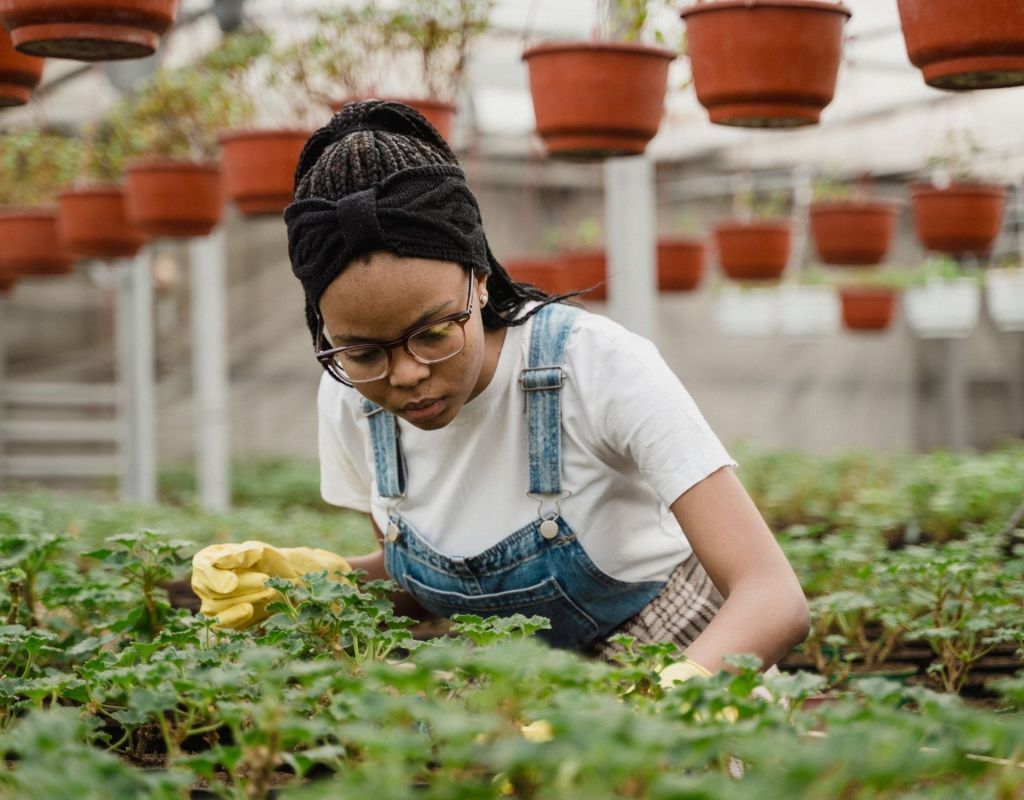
[521,303,581,495]
[361,398,406,499]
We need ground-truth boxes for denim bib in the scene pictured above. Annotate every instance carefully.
[361,303,665,650]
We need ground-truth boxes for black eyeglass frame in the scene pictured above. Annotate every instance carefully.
[314,271,476,386]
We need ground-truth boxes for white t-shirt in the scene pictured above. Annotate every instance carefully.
[318,307,736,584]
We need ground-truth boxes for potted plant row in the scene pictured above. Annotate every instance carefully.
[0,0,179,61]
[680,0,852,128]
[522,0,678,159]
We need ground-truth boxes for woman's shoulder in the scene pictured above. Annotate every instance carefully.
[317,370,368,422]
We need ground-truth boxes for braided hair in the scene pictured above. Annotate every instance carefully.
[292,99,577,329]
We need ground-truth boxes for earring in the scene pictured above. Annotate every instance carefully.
[480,293,488,306]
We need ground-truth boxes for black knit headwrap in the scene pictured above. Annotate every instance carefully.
[285,99,573,349]
[285,102,502,346]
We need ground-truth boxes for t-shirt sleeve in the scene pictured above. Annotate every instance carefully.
[317,373,374,511]
[566,316,737,508]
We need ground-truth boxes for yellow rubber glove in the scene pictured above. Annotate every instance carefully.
[658,658,713,688]
[191,541,352,630]
[659,657,741,723]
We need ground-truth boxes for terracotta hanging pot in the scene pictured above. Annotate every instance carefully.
[657,238,705,292]
[0,268,16,293]
[57,184,146,260]
[522,41,676,159]
[330,96,457,143]
[838,287,897,331]
[714,221,792,281]
[0,0,178,60]
[123,158,222,239]
[561,248,607,300]
[809,201,899,265]
[219,129,309,217]
[504,256,574,295]
[909,183,1007,256]
[0,209,77,275]
[0,26,43,107]
[680,0,851,128]
[897,0,1024,90]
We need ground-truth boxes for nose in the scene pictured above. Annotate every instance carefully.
[388,347,430,388]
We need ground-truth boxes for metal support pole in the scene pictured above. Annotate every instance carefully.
[604,156,657,339]
[941,338,970,448]
[121,249,157,503]
[188,229,230,511]
[790,165,813,279]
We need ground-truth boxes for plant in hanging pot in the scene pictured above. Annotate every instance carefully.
[0,0,178,61]
[808,175,899,266]
[213,29,318,217]
[557,217,608,301]
[984,261,1024,333]
[293,0,494,143]
[713,283,780,337]
[777,267,840,337]
[902,256,982,340]
[0,25,43,107]
[522,0,680,159]
[714,188,792,282]
[112,62,235,238]
[910,131,1008,257]
[0,128,79,277]
[680,0,852,128]
[657,213,705,292]
[57,118,146,260]
[830,268,904,333]
[897,0,1024,91]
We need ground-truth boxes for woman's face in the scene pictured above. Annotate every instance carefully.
[318,252,502,430]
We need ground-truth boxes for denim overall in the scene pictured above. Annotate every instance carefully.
[361,302,665,650]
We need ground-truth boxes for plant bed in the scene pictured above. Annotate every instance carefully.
[0,0,178,60]
[522,41,676,159]
[680,0,852,128]
[897,0,1024,90]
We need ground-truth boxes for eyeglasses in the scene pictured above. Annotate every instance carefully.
[315,272,475,386]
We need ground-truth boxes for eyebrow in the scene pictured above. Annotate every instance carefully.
[329,298,456,345]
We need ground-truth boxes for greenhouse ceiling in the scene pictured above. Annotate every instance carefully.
[6,0,1024,181]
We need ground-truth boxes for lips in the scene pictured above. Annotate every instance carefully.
[403,397,441,412]
[400,396,446,423]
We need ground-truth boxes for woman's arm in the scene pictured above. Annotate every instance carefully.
[345,516,434,622]
[671,466,810,672]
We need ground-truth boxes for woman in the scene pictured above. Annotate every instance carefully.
[192,100,809,674]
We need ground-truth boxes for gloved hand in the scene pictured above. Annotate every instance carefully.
[658,658,713,688]
[191,541,352,630]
